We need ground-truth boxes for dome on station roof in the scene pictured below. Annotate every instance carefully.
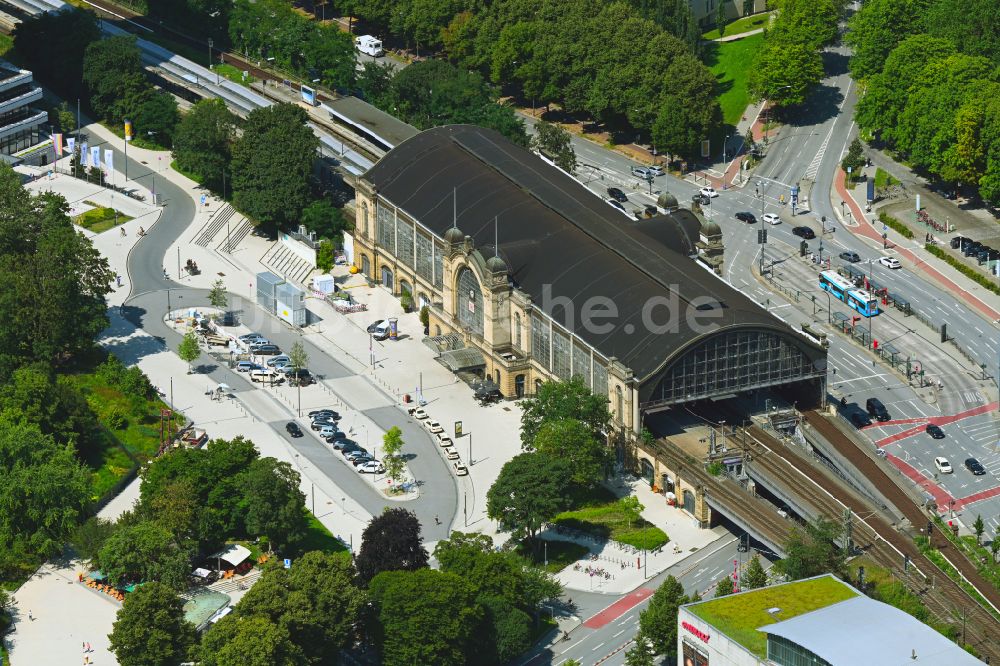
[486,254,508,274]
[657,192,679,210]
[444,226,465,244]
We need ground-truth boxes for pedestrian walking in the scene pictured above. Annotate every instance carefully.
[434,515,440,525]
[87,642,92,653]
[27,610,33,621]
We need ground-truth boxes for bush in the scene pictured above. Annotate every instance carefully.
[878,211,913,239]
[105,407,128,430]
[925,244,1000,296]
[316,240,334,271]
[707,461,724,476]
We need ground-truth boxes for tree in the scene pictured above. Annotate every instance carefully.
[925,0,1000,64]
[747,38,824,108]
[13,9,101,99]
[532,121,577,173]
[652,96,701,163]
[214,551,365,664]
[0,417,90,558]
[531,418,607,485]
[172,99,238,191]
[134,92,180,147]
[208,279,228,311]
[637,575,687,656]
[82,35,148,124]
[355,61,396,107]
[243,458,308,551]
[97,521,191,590]
[973,515,985,545]
[230,104,319,229]
[300,199,350,241]
[841,137,866,180]
[200,615,305,666]
[369,568,482,666]
[55,101,77,134]
[714,575,735,597]
[846,0,932,79]
[108,582,196,666]
[776,516,847,580]
[0,165,115,369]
[289,341,308,374]
[486,453,574,542]
[178,330,201,373]
[355,507,429,585]
[72,517,118,563]
[520,377,611,448]
[715,1,726,36]
[742,554,768,589]
[624,640,654,666]
[381,425,406,484]
[991,538,1000,563]
[481,596,533,664]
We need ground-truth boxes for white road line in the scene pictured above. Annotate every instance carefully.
[613,630,625,638]
[592,642,606,652]
[617,614,634,626]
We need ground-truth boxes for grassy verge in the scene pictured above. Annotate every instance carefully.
[101,122,170,152]
[878,211,914,239]
[874,168,900,189]
[915,536,1000,622]
[702,12,771,40]
[856,559,962,641]
[516,539,590,574]
[293,512,351,560]
[704,32,765,126]
[212,63,255,85]
[170,159,205,185]
[553,486,669,550]
[926,517,1000,597]
[925,244,1000,295]
[74,206,134,233]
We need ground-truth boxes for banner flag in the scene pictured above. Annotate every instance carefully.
[66,137,75,156]
[52,133,63,157]
[80,142,89,166]
[104,149,114,175]
[90,146,101,169]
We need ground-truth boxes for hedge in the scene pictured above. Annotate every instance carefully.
[925,244,1000,296]
[878,211,913,239]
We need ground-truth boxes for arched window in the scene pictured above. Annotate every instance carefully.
[361,201,369,237]
[615,385,624,423]
[456,267,484,336]
[514,313,522,349]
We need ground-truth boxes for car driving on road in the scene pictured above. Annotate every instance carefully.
[840,251,860,263]
[926,423,945,439]
[735,212,757,224]
[607,187,628,202]
[934,457,953,474]
[286,422,303,438]
[965,458,986,475]
[792,226,816,239]
[692,193,711,206]
[762,213,781,225]
[699,186,718,198]
[606,198,626,212]
[879,256,901,269]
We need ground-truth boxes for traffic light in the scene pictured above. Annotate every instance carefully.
[800,240,808,257]
[941,323,948,343]
[757,229,767,244]
[927,521,933,535]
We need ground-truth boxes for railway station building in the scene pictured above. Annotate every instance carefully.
[350,124,828,476]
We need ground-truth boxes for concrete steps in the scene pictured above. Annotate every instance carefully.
[261,243,315,285]
[216,215,252,253]
[194,204,234,247]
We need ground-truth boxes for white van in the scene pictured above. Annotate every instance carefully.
[355,35,384,57]
[372,320,392,340]
[250,369,282,384]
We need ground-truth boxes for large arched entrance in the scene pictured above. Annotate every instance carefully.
[514,374,525,398]
[360,254,371,276]
[682,489,696,514]
[455,266,484,335]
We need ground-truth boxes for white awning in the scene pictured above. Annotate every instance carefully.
[211,544,251,568]
[192,567,211,578]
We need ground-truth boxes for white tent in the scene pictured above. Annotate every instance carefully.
[211,544,252,568]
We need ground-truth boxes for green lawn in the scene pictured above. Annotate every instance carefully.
[874,167,900,189]
[293,512,351,560]
[170,159,205,185]
[553,486,670,550]
[689,576,857,658]
[517,539,590,574]
[73,206,134,233]
[212,62,255,86]
[702,12,772,40]
[704,32,765,126]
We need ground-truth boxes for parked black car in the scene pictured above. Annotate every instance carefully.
[735,212,757,224]
[607,187,628,203]
[849,412,871,429]
[963,242,983,257]
[950,236,968,249]
[965,458,986,475]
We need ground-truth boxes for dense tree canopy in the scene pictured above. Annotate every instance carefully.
[230,105,319,229]
[0,165,114,370]
[531,418,607,486]
[201,615,305,666]
[369,568,482,666]
[0,417,89,559]
[108,582,197,666]
[520,377,611,448]
[202,551,364,665]
[637,575,688,656]
[487,453,574,541]
[172,99,239,191]
[845,0,933,79]
[97,520,192,590]
[776,516,847,580]
[355,508,429,586]
[13,9,100,99]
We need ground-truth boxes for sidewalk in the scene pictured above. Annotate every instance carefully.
[834,168,1000,322]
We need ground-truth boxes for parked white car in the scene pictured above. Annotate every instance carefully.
[358,461,385,474]
[452,461,468,476]
[934,457,952,474]
[443,447,460,460]
[426,420,444,434]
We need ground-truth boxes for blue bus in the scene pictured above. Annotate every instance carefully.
[819,270,879,317]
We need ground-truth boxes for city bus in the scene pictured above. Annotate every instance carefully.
[819,270,879,317]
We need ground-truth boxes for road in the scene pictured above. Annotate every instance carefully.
[518,536,770,666]
[119,148,459,540]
